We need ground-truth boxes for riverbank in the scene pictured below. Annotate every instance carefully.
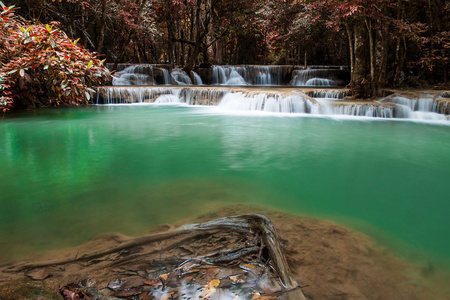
[1,205,448,299]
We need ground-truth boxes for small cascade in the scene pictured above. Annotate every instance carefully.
[192,71,204,85]
[290,68,349,87]
[322,103,395,118]
[179,88,229,105]
[218,93,318,113]
[113,65,155,86]
[171,70,192,85]
[211,66,282,85]
[97,87,179,104]
[381,96,448,120]
[162,69,171,85]
[307,90,350,100]
[96,86,231,105]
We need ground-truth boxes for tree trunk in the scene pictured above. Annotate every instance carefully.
[365,17,376,97]
[345,22,355,84]
[96,0,107,54]
[352,22,368,98]
[377,27,389,89]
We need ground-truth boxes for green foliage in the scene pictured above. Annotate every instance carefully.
[0,1,111,111]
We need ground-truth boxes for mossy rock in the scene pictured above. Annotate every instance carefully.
[0,281,62,300]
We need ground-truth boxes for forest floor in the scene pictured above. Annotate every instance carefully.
[1,205,449,299]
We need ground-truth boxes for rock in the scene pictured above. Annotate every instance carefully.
[25,268,50,280]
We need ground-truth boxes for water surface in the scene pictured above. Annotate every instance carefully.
[0,105,449,271]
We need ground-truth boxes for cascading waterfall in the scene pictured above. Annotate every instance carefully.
[96,87,180,104]
[192,71,204,85]
[218,93,318,113]
[95,86,449,121]
[96,87,232,105]
[211,66,282,85]
[307,90,350,100]
[162,69,171,85]
[171,70,192,85]
[322,103,394,118]
[381,96,448,120]
[290,68,350,87]
[113,65,155,86]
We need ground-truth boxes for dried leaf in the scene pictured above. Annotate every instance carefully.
[112,287,141,297]
[229,275,244,283]
[159,273,169,281]
[144,279,162,287]
[160,292,174,300]
[199,279,220,298]
[251,291,261,300]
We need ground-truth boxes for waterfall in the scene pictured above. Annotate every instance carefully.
[113,65,155,86]
[326,103,394,118]
[218,93,317,113]
[192,71,204,85]
[211,66,282,85]
[307,90,350,100]
[290,69,350,87]
[162,69,171,85]
[171,70,192,85]
[96,87,230,105]
[95,86,449,121]
[381,96,448,120]
[96,87,179,104]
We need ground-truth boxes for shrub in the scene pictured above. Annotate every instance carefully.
[0,2,111,111]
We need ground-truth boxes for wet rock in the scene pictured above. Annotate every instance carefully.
[25,268,50,280]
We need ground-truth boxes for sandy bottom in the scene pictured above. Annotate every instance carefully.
[1,205,449,300]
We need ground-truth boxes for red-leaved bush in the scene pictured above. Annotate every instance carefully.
[0,2,111,111]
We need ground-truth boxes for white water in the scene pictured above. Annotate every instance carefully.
[171,70,192,85]
[380,96,448,120]
[291,69,341,86]
[192,71,204,85]
[307,90,350,100]
[113,65,155,86]
[218,93,317,113]
[162,69,171,85]
[97,86,449,122]
[211,66,282,85]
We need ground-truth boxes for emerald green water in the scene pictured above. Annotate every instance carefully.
[1,105,449,271]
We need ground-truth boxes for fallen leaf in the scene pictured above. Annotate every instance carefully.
[160,292,174,300]
[199,279,220,298]
[208,279,220,288]
[112,287,141,297]
[159,273,169,281]
[229,275,244,283]
[144,279,162,287]
[120,277,146,289]
[251,291,261,300]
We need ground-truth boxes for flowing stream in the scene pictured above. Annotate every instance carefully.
[1,105,449,276]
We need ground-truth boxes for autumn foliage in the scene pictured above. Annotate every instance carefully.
[0,2,110,111]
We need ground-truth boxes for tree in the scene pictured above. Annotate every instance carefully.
[0,2,111,110]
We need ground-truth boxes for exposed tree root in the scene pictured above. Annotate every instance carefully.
[1,214,307,300]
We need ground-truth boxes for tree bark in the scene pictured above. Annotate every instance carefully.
[365,17,376,96]
[352,22,368,98]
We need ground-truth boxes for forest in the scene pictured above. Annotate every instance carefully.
[1,0,449,108]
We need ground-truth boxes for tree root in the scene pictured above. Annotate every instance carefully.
[2,214,307,300]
